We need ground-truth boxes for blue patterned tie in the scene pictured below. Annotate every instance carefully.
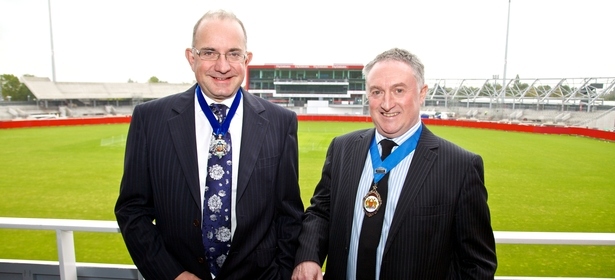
[202,103,232,277]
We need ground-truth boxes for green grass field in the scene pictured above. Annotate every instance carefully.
[1,121,614,277]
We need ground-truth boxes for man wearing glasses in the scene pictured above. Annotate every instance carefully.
[115,10,304,280]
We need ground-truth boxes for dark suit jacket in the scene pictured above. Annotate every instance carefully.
[295,125,497,279]
[115,85,304,280]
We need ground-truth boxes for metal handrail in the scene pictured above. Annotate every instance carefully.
[1,217,614,280]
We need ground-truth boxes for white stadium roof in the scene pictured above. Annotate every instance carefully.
[21,76,193,100]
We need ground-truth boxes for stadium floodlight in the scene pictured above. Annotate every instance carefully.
[48,0,57,82]
[501,0,512,109]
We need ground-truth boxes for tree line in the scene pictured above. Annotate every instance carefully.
[0,74,33,101]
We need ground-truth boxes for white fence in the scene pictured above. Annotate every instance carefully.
[0,217,614,280]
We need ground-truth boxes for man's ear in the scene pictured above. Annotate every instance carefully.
[419,84,428,102]
[245,51,253,65]
[185,48,196,68]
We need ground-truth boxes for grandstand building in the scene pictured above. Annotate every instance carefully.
[246,64,365,107]
[2,70,615,131]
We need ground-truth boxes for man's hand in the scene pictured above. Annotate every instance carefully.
[291,261,323,280]
[175,271,201,280]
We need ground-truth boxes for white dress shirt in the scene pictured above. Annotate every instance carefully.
[346,121,421,280]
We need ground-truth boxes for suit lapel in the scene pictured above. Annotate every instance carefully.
[383,126,439,254]
[168,86,201,207]
[236,91,267,202]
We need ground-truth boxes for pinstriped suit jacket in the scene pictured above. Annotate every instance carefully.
[295,125,497,279]
[115,84,304,280]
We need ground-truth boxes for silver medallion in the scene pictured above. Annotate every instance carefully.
[211,135,228,158]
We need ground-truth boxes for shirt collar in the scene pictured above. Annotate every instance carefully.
[199,87,241,108]
[374,120,421,146]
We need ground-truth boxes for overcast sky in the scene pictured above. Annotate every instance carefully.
[1,0,613,84]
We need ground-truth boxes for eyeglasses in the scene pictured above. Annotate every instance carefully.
[192,48,246,63]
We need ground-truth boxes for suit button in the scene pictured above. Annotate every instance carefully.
[198,257,205,263]
[193,219,200,227]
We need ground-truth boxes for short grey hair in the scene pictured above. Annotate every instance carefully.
[191,9,248,49]
[363,48,425,88]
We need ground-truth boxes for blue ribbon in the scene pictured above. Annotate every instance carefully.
[195,84,241,137]
[369,124,423,184]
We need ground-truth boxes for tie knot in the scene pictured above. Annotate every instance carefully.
[210,104,228,122]
[379,139,397,159]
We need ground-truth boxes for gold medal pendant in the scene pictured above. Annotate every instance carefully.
[362,185,382,217]
[212,134,228,159]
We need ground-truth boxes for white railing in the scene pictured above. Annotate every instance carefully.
[1,217,614,280]
[0,217,121,280]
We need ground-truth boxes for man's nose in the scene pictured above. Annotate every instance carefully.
[214,54,232,72]
[381,92,394,110]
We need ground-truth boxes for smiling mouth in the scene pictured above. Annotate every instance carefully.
[382,112,399,117]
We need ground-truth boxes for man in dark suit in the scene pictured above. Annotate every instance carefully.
[115,10,304,280]
[292,48,497,280]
